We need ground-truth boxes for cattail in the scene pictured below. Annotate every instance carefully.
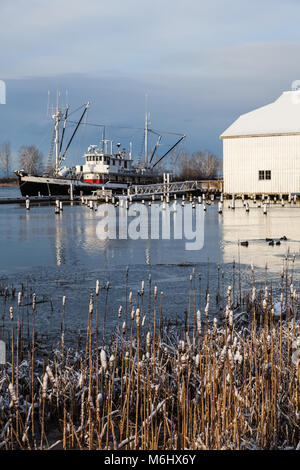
[8,383,19,409]
[213,317,217,334]
[181,354,188,366]
[62,295,66,307]
[89,294,93,315]
[195,353,200,368]
[118,305,123,318]
[234,349,243,366]
[141,281,145,295]
[96,393,103,408]
[125,351,129,364]
[9,306,13,321]
[154,286,158,299]
[130,308,135,321]
[46,366,57,390]
[109,354,115,369]
[142,315,146,328]
[88,395,94,411]
[100,349,107,371]
[78,372,84,388]
[197,310,201,334]
[262,298,267,311]
[129,291,132,303]
[96,280,100,296]
[135,308,140,327]
[17,291,22,307]
[271,307,275,318]
[205,300,209,319]
[227,348,234,369]
[122,321,126,334]
[227,286,232,305]
[293,290,298,301]
[32,293,36,312]
[42,373,48,399]
[146,332,151,347]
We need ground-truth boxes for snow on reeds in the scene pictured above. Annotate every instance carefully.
[0,264,299,450]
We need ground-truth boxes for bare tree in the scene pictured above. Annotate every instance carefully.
[178,150,220,180]
[0,142,11,178]
[18,146,43,175]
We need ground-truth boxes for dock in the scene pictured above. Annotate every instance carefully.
[87,179,223,203]
[127,179,222,199]
[0,180,223,206]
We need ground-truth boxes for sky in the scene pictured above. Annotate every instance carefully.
[1,0,300,170]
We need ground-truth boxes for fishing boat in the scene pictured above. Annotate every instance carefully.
[15,99,185,197]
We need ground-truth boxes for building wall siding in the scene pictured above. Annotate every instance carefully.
[223,134,300,194]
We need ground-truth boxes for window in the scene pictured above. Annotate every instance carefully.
[258,170,271,180]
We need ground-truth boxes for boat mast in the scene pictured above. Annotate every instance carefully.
[144,94,148,166]
[54,91,63,175]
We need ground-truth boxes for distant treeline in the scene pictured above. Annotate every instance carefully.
[0,141,43,177]
[167,149,221,181]
[0,176,18,184]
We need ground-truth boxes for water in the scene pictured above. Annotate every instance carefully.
[1,186,299,339]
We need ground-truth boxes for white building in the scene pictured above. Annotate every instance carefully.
[220,89,300,195]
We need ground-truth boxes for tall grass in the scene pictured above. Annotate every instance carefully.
[0,263,299,450]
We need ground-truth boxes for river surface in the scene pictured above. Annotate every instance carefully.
[1,186,300,340]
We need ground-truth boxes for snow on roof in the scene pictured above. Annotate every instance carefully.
[220,90,300,138]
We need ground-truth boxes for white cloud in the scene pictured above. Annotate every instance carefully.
[2,0,300,78]
[2,0,300,159]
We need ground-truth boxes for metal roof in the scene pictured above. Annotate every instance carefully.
[220,90,300,138]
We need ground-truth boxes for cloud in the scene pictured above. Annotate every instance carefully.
[1,0,300,162]
[2,0,300,79]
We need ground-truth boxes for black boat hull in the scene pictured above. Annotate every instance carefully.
[17,175,127,197]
